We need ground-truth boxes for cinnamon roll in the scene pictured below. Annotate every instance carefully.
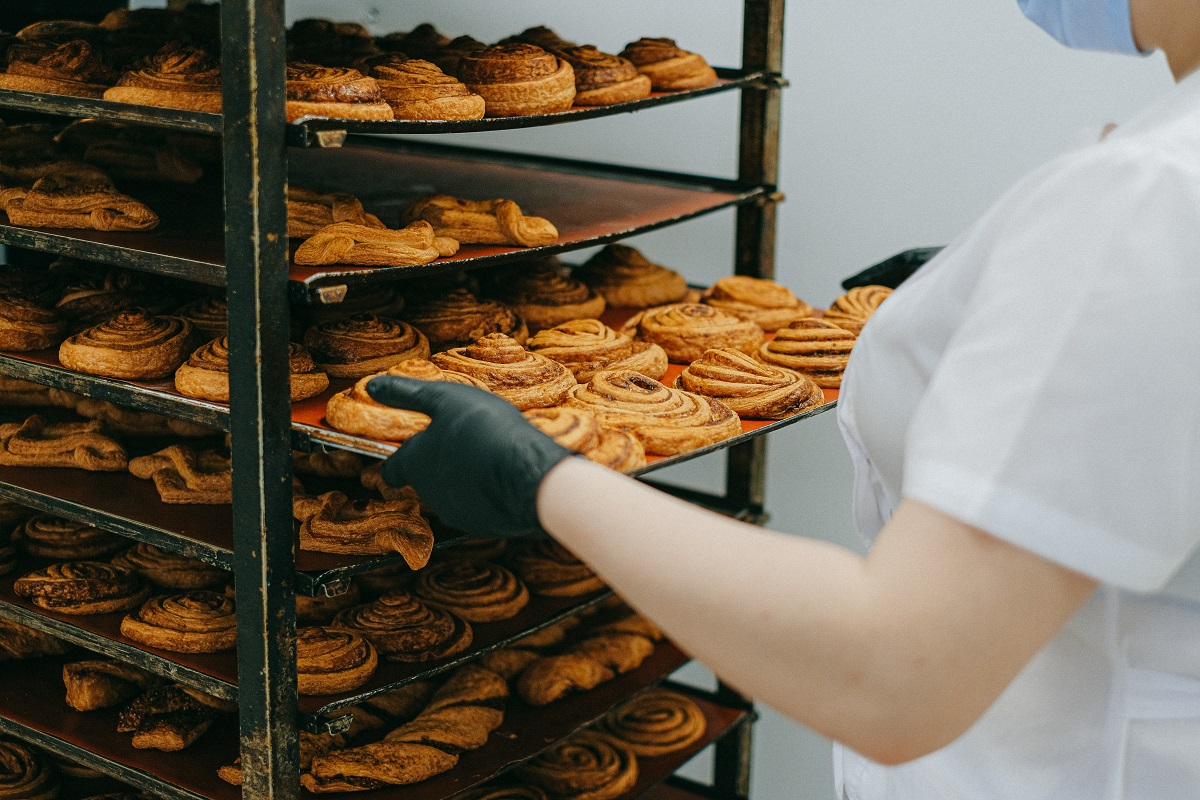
[296,626,378,695]
[677,348,825,419]
[59,310,192,379]
[14,561,150,615]
[432,333,576,410]
[174,294,227,338]
[288,187,385,240]
[402,288,528,352]
[623,303,764,364]
[120,590,237,653]
[294,491,435,568]
[5,173,158,232]
[509,539,605,597]
[331,589,473,662]
[459,43,575,116]
[604,689,707,756]
[498,26,577,51]
[0,415,127,471]
[285,62,394,122]
[15,514,125,560]
[702,275,815,332]
[303,314,430,379]
[823,285,893,335]
[526,318,668,382]
[516,730,638,800]
[0,618,68,660]
[111,542,228,590]
[619,38,718,90]
[412,559,529,622]
[0,738,59,800]
[294,221,459,267]
[558,46,652,106]
[53,265,158,330]
[402,194,558,248]
[431,36,488,76]
[63,659,155,711]
[128,445,232,505]
[369,59,486,121]
[757,318,856,388]
[496,260,606,332]
[175,337,329,402]
[575,244,689,308]
[0,290,65,351]
[104,42,223,112]
[523,407,646,471]
[0,40,116,99]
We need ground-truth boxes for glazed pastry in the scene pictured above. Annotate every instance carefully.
[287,187,385,240]
[14,514,125,560]
[757,318,856,389]
[432,333,576,409]
[0,415,127,471]
[622,303,764,363]
[526,318,668,382]
[558,46,652,106]
[498,26,577,51]
[175,337,329,402]
[495,260,606,332]
[331,589,473,662]
[128,445,232,505]
[604,689,706,756]
[516,730,638,800]
[174,294,227,338]
[823,285,893,335]
[120,591,236,653]
[63,659,156,711]
[5,173,158,232]
[293,491,435,568]
[509,539,605,597]
[701,275,814,331]
[294,221,459,267]
[565,369,742,456]
[104,43,223,112]
[0,40,115,99]
[412,559,529,622]
[619,38,718,90]
[459,44,575,116]
[401,288,528,352]
[285,63,394,122]
[295,626,379,695]
[218,730,347,786]
[292,449,367,480]
[296,583,362,626]
[72,398,213,437]
[677,348,825,419]
[0,290,65,351]
[403,194,558,248]
[0,618,68,660]
[117,684,220,751]
[369,59,486,120]
[14,561,150,615]
[575,244,689,308]
[0,738,59,800]
[0,378,77,408]
[111,543,228,590]
[523,407,647,471]
[59,310,192,379]
[303,314,430,379]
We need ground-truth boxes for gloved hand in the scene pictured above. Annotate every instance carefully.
[366,376,575,537]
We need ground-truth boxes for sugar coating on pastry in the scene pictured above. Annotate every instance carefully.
[459,43,576,117]
[526,317,668,383]
[604,688,707,756]
[59,309,192,379]
[677,347,825,419]
[516,730,638,800]
[574,244,689,308]
[823,285,893,335]
[175,337,329,402]
[757,318,856,388]
[402,288,528,352]
[432,332,576,410]
[412,559,529,622]
[120,590,237,653]
[557,46,652,106]
[295,626,379,695]
[702,275,814,332]
[103,43,223,112]
[302,314,430,379]
[622,302,764,364]
[369,59,486,121]
[402,194,558,248]
[284,63,394,122]
[331,589,473,662]
[287,186,385,240]
[496,260,606,332]
[620,37,718,91]
[523,406,647,472]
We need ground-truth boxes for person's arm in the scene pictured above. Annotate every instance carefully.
[538,457,1096,765]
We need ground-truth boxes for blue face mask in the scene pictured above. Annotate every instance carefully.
[1017,0,1146,55]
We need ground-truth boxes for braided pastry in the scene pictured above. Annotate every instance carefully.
[14,561,150,615]
[575,244,689,308]
[558,46,652,106]
[59,310,192,379]
[619,38,718,91]
[677,348,824,419]
[622,303,764,364]
[62,659,155,711]
[103,42,223,112]
[701,275,814,331]
[412,559,529,622]
[516,730,638,800]
[757,318,856,388]
[296,626,378,695]
[402,194,558,248]
[331,589,473,662]
[0,290,64,351]
[285,63,394,122]
[566,369,741,455]
[128,445,232,504]
[523,407,646,471]
[496,260,606,332]
[526,318,668,382]
[303,314,430,379]
[402,288,528,352]
[0,39,116,99]
[0,618,68,660]
[173,294,227,338]
[5,173,158,232]
[432,333,576,409]
[0,738,58,800]
[111,542,228,590]
[287,187,385,240]
[459,43,576,116]
[175,337,329,402]
[294,221,460,268]
[0,415,127,471]
[294,490,434,567]
[120,590,237,653]
[369,59,486,120]
[14,513,125,560]
[509,539,604,597]
[823,285,893,335]
[603,689,706,756]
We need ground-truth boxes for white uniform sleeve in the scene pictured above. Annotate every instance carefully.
[902,142,1200,592]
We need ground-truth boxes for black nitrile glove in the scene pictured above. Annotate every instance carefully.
[365,376,575,538]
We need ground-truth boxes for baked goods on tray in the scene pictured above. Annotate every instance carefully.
[0,289,65,351]
[0,377,77,408]
[412,559,529,622]
[292,449,367,480]
[823,284,893,335]
[757,318,857,388]
[677,348,825,419]
[103,42,223,113]
[523,406,647,471]
[494,259,606,332]
[509,539,604,597]
[402,288,528,352]
[0,618,69,660]
[603,688,707,756]
[128,445,232,504]
[574,244,690,308]
[117,684,224,751]
[622,302,764,363]
[557,46,652,106]
[175,337,329,402]
[111,542,228,590]
[432,332,576,409]
[701,275,814,331]
[402,194,558,247]
[295,626,379,695]
[458,43,576,116]
[293,490,434,568]
[59,310,192,379]
[0,40,116,99]
[331,589,473,662]
[62,659,156,711]
[4,172,159,232]
[0,737,59,800]
[302,314,430,378]
[515,730,638,800]
[368,59,486,120]
[289,18,381,69]
[14,513,125,560]
[14,561,150,615]
[294,221,459,267]
[120,590,237,653]
[526,318,668,382]
[285,63,394,122]
[0,415,127,471]
[619,37,718,90]
[499,26,577,51]
[287,186,385,239]
[72,398,210,438]
[173,294,227,338]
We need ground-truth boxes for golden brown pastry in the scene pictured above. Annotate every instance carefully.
[458,43,575,116]
[300,284,406,325]
[128,445,232,505]
[72,398,213,438]
[287,187,385,240]
[823,285,893,335]
[62,659,155,711]
[526,318,668,382]
[302,740,457,793]
[512,614,583,649]
[0,618,68,660]
[516,654,615,706]
[509,539,605,597]
[677,348,825,419]
[59,310,192,380]
[622,303,764,364]
[285,63,394,122]
[478,648,542,680]
[757,318,856,389]
[14,514,125,560]
[701,275,815,331]
[175,337,329,402]
[332,589,473,662]
[111,542,228,590]
[429,35,488,75]
[565,369,741,456]
[402,194,558,248]
[523,407,647,471]
[432,333,576,410]
[369,59,486,120]
[4,172,158,232]
[52,265,161,331]
[412,559,529,622]
[292,449,367,480]
[0,415,127,471]
[295,626,379,695]
[296,583,362,626]
[0,378,77,408]
[14,561,150,615]
[293,491,435,568]
[302,314,430,379]
[173,294,227,338]
[558,46,652,106]
[402,288,528,352]
[0,290,64,351]
[0,40,116,99]
[104,42,223,112]
[574,244,689,308]
[120,590,236,653]
[117,684,220,751]
[337,681,434,739]
[219,729,347,786]
[294,221,459,267]
[64,127,204,185]
[516,730,638,800]
[619,38,718,90]
[0,738,59,800]
[496,260,606,332]
[603,689,706,756]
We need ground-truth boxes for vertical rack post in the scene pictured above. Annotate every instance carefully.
[221,1,300,798]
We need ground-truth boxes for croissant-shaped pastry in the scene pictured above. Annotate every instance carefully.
[432,332,576,409]
[619,37,718,91]
[120,590,237,653]
[14,514,124,560]
[458,43,576,116]
[757,318,857,388]
[296,626,378,695]
[0,415,127,471]
[516,730,639,800]
[701,275,815,331]
[103,42,222,112]
[603,689,707,756]
[369,59,486,120]
[331,589,473,662]
[508,539,605,597]
[293,490,435,568]
[0,39,116,98]
[677,348,825,419]
[285,62,394,122]
[0,738,59,800]
[0,618,68,660]
[62,659,155,711]
[823,285,893,335]
[325,358,486,440]
[0,290,65,351]
[574,244,689,308]
[59,309,191,379]
[294,220,459,267]
[128,445,232,504]
[402,194,558,248]
[523,407,647,471]
[558,46,652,106]
[412,559,529,622]
[287,187,385,240]
[623,303,764,364]
[496,260,606,332]
[175,337,329,402]
[402,288,528,352]
[111,542,228,590]
[5,172,158,232]
[174,294,227,338]
[14,561,150,615]
[526,318,668,383]
[303,314,431,379]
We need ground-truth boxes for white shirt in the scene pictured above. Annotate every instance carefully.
[834,68,1200,799]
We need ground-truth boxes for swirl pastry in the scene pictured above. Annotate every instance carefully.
[431,36,488,76]
[14,561,150,615]
[0,415,127,471]
[497,260,606,332]
[175,337,329,402]
[0,40,116,98]
[287,187,385,240]
[294,220,459,267]
[73,399,213,438]
[432,333,576,409]
[111,542,228,590]
[575,244,689,308]
[303,314,430,378]
[702,275,815,332]
[412,559,529,622]
[369,59,486,120]
[14,514,125,560]
[526,318,668,382]
[0,738,59,800]
[296,626,378,695]
[128,445,232,504]
[823,285,893,335]
[509,539,604,597]
[0,290,65,351]
[516,730,638,800]
[604,689,707,756]
[5,173,158,232]
[332,589,473,662]
[62,659,155,711]
[619,38,718,90]
[325,358,486,441]
[104,43,223,112]
[558,46,652,106]
[0,618,68,660]
[677,348,825,419]
[59,309,191,379]
[566,369,741,455]
[294,491,435,568]
[403,194,558,248]
[285,63,394,122]
[53,265,159,331]
[757,318,856,389]
[524,407,647,471]
[402,288,528,352]
[174,294,227,338]
[120,590,237,653]
[458,43,575,116]
[623,303,764,364]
